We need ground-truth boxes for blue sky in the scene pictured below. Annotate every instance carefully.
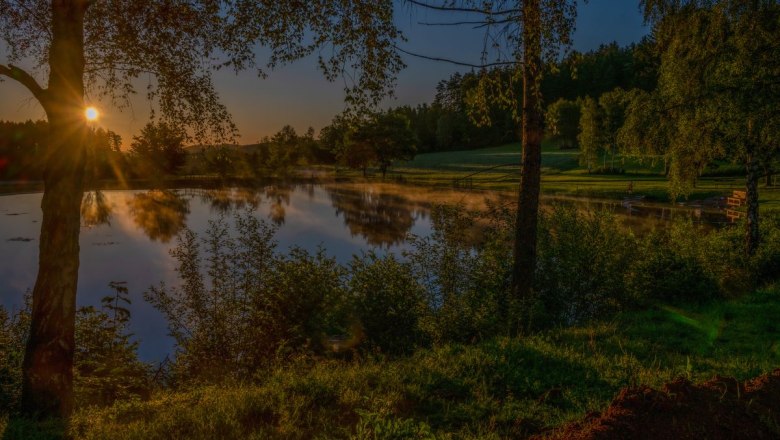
[0,0,648,145]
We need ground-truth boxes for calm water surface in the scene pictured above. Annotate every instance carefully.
[0,182,725,361]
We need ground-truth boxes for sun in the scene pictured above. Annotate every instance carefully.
[85,107,99,121]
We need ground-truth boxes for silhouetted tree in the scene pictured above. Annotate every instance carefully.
[1,0,402,417]
[130,122,186,176]
[348,112,417,178]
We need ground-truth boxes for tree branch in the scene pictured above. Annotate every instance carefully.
[0,64,48,106]
[405,0,520,15]
[418,17,516,28]
[394,45,519,68]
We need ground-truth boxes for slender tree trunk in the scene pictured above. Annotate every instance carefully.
[765,166,774,187]
[611,146,615,171]
[745,148,760,256]
[511,0,542,304]
[21,0,88,419]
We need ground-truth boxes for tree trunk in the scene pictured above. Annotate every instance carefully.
[611,146,615,171]
[765,166,774,187]
[21,0,88,419]
[745,149,760,256]
[511,0,542,304]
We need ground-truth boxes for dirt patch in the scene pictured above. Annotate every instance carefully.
[536,369,780,440]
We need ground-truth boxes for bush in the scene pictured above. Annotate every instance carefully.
[405,204,513,343]
[349,253,427,355]
[535,206,634,325]
[626,233,717,303]
[0,304,26,412]
[74,284,152,407]
[0,285,150,412]
[146,213,348,383]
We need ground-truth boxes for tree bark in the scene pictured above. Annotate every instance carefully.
[511,0,542,304]
[21,0,88,419]
[745,148,760,256]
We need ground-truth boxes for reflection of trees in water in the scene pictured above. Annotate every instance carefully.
[264,185,292,226]
[186,185,293,225]
[81,190,112,227]
[128,190,190,242]
[327,186,416,247]
[194,188,262,214]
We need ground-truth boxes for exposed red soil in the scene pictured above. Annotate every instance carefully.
[535,369,780,440]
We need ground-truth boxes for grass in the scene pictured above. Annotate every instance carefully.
[6,285,777,439]
[366,142,780,208]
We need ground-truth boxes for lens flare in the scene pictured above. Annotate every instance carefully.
[85,107,99,121]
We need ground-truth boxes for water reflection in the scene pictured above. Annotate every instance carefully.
[191,187,262,214]
[264,185,292,226]
[128,190,190,243]
[327,186,417,247]
[81,190,112,228]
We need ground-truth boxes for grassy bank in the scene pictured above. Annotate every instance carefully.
[380,143,779,208]
[4,285,778,439]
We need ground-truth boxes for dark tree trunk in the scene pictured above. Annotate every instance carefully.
[511,0,542,304]
[765,166,774,187]
[21,0,88,419]
[745,149,760,256]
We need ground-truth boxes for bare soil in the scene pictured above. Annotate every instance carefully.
[536,369,780,440]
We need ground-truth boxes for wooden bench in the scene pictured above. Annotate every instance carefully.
[727,190,748,207]
[726,209,744,221]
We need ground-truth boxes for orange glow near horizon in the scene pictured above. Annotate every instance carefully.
[85,106,99,121]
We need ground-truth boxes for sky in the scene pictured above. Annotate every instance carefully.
[0,0,648,146]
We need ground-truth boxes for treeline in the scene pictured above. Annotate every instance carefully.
[0,120,178,182]
[0,117,418,180]
[354,39,659,154]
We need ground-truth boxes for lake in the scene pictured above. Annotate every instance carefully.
[0,182,726,361]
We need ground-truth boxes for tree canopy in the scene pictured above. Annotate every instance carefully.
[623,0,780,254]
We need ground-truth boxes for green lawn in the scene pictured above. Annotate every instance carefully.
[382,143,780,208]
[5,285,778,439]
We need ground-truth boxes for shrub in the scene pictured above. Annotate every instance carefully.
[75,282,151,407]
[146,212,348,383]
[405,204,513,343]
[0,304,26,412]
[1,285,150,412]
[535,206,633,325]
[626,232,717,304]
[349,253,427,354]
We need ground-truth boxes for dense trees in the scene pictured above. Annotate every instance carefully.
[345,112,417,178]
[129,122,186,176]
[0,120,48,180]
[545,98,581,149]
[621,0,780,255]
[1,0,402,418]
